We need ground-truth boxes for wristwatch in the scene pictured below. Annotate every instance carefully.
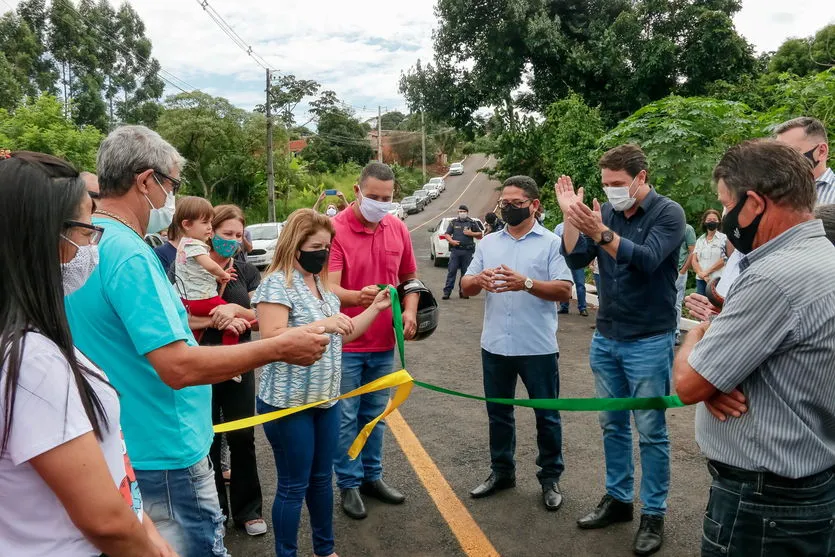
[597,229,615,246]
[524,277,534,292]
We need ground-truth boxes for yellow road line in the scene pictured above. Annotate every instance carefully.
[388,410,500,557]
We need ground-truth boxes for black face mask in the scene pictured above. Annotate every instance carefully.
[501,205,531,227]
[297,249,329,274]
[722,196,764,254]
[704,221,719,232]
[803,145,821,167]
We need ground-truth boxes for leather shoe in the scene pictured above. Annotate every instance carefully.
[633,515,664,556]
[340,488,367,520]
[542,483,563,511]
[459,291,469,299]
[577,494,633,529]
[470,473,515,499]
[360,479,405,505]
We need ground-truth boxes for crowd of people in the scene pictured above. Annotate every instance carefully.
[1,114,834,557]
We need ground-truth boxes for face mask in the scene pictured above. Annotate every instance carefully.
[146,176,175,233]
[722,195,764,254]
[458,212,468,219]
[212,235,239,258]
[326,207,338,217]
[61,237,99,296]
[501,204,531,227]
[604,176,638,212]
[297,248,329,274]
[357,189,392,223]
[803,145,821,167]
[704,221,719,231]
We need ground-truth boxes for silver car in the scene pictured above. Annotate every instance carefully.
[401,196,422,214]
[414,190,431,205]
[428,177,446,192]
[422,183,441,199]
[449,162,464,175]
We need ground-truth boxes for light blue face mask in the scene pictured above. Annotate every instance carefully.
[211,235,240,258]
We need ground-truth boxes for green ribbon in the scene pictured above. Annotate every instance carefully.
[385,286,687,411]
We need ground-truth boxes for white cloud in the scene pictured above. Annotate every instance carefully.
[9,0,835,115]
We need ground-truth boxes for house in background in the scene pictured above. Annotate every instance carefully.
[288,138,308,157]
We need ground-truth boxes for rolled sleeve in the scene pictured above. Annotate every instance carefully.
[687,273,797,392]
[561,233,598,270]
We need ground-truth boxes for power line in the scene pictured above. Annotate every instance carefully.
[196,0,274,71]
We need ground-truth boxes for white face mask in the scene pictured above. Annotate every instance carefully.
[357,189,392,223]
[458,212,468,219]
[604,175,639,212]
[61,237,99,296]
[326,207,338,217]
[146,176,176,233]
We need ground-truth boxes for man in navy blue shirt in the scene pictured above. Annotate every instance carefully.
[557,144,685,556]
[153,221,179,276]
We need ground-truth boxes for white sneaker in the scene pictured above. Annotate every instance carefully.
[244,519,268,536]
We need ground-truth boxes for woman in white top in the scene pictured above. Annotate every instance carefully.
[692,209,733,296]
[0,152,175,556]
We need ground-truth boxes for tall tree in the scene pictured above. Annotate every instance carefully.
[769,24,835,76]
[256,74,320,127]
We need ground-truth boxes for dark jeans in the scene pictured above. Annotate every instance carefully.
[258,399,340,557]
[696,278,708,296]
[210,371,263,526]
[481,349,564,484]
[560,267,587,312]
[444,248,474,295]
[703,460,835,556]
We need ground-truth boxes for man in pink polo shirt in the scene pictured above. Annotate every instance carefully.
[328,161,420,520]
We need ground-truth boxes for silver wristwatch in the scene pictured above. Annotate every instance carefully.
[524,277,534,292]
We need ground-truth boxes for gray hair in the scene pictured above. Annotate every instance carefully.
[815,204,835,245]
[774,117,828,143]
[713,139,816,213]
[97,125,185,198]
[502,175,540,200]
[359,161,395,190]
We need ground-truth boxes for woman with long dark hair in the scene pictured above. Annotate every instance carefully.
[0,152,175,556]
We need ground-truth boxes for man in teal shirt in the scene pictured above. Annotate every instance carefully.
[675,224,697,344]
[66,125,330,556]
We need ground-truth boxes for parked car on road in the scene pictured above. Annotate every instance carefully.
[388,202,406,220]
[401,196,424,214]
[414,189,431,206]
[246,222,284,270]
[428,216,485,267]
[449,162,464,176]
[422,183,441,199]
[428,177,446,192]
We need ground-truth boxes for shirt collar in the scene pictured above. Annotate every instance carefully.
[500,220,546,241]
[744,219,826,266]
[817,167,835,187]
[345,202,388,234]
[638,186,658,211]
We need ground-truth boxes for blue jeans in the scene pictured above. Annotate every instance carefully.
[334,350,394,489]
[136,457,229,557]
[560,267,587,312]
[258,399,339,557]
[696,278,708,296]
[444,248,474,295]
[589,331,674,516]
[481,349,564,484]
[702,460,835,556]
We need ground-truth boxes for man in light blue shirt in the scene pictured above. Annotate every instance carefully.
[66,125,330,557]
[462,175,573,512]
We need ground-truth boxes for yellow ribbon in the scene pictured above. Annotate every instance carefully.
[214,369,414,460]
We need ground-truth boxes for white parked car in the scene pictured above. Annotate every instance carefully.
[246,222,284,270]
[428,177,446,192]
[388,202,405,220]
[449,162,464,176]
[422,183,441,199]
[428,217,485,267]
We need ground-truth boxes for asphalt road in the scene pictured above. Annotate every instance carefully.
[224,154,710,556]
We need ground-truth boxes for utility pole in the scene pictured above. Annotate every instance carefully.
[265,68,276,223]
[377,105,383,162]
[420,109,427,181]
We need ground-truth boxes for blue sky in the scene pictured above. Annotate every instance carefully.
[10,0,835,121]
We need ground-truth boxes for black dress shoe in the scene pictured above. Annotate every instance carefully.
[360,479,405,504]
[341,488,367,520]
[633,515,664,556]
[577,494,633,529]
[542,483,563,511]
[470,473,516,499]
[459,291,469,299]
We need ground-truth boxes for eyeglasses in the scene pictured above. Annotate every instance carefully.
[498,199,533,210]
[154,170,183,195]
[63,220,105,245]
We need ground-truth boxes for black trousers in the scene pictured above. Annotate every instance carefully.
[444,248,474,295]
[209,370,263,526]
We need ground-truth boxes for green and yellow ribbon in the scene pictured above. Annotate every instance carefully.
[214,285,687,454]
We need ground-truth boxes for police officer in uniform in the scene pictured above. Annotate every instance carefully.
[443,204,484,300]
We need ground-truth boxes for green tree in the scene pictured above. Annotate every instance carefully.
[380,111,407,130]
[256,74,320,127]
[301,109,373,173]
[769,25,835,76]
[0,94,102,170]
[0,10,55,102]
